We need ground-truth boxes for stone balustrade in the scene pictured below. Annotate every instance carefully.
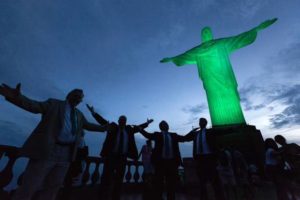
[0,145,145,198]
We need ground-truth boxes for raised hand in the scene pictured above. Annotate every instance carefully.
[86,104,95,114]
[147,118,154,124]
[256,18,277,31]
[0,83,21,99]
[160,57,172,63]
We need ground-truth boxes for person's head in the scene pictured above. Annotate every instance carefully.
[159,120,169,132]
[264,138,278,150]
[199,118,207,129]
[66,89,84,107]
[201,27,213,42]
[274,135,287,146]
[146,140,152,147]
[118,115,127,127]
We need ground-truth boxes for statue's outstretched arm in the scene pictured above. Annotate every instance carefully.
[225,18,277,52]
[255,18,277,31]
[160,51,196,66]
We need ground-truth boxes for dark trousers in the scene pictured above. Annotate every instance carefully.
[154,159,178,200]
[195,154,224,200]
[99,155,127,200]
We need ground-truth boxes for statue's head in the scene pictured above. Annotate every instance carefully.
[201,27,213,42]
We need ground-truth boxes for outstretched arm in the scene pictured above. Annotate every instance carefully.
[138,127,156,140]
[132,119,154,133]
[160,51,197,66]
[82,114,108,132]
[0,83,52,114]
[255,18,277,32]
[177,128,199,142]
[86,104,109,125]
[225,18,277,52]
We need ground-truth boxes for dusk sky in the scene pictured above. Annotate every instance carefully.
[0,0,300,158]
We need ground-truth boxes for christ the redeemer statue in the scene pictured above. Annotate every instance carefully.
[161,18,277,127]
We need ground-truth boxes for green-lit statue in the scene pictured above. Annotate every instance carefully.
[161,18,277,127]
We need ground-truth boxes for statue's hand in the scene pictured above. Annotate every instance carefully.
[256,18,277,31]
[0,83,21,99]
[160,57,172,63]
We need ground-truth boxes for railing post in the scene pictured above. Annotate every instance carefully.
[81,159,91,186]
[91,159,100,185]
[125,162,132,183]
[133,162,140,183]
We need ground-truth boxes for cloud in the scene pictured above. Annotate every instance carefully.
[269,42,300,78]
[236,0,269,18]
[240,78,300,129]
[182,104,208,125]
[269,84,300,128]
[182,104,207,115]
[239,85,267,111]
[239,36,300,130]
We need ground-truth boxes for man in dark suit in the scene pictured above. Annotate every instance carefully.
[183,118,224,200]
[86,104,153,200]
[139,120,185,200]
[0,83,108,200]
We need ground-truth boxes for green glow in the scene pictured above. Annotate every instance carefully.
[161,18,277,126]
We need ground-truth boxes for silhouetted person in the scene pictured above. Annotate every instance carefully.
[138,140,154,200]
[217,148,237,200]
[0,83,108,200]
[86,104,153,200]
[275,135,300,178]
[139,120,185,200]
[182,118,224,200]
[228,146,251,199]
[264,138,288,200]
[138,140,154,178]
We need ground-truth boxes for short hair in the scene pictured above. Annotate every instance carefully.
[274,135,286,143]
[159,120,169,131]
[66,89,83,99]
[200,118,207,124]
[264,138,278,150]
[119,115,127,121]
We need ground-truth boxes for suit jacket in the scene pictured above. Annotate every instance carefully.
[92,113,149,160]
[183,128,217,158]
[139,129,184,167]
[6,95,107,161]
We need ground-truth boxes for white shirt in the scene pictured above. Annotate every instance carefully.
[57,103,77,144]
[162,132,174,159]
[114,128,129,154]
[265,148,278,166]
[196,128,212,155]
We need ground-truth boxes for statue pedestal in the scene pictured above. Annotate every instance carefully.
[213,124,265,173]
[182,124,265,187]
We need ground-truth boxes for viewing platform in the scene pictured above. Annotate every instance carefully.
[0,144,279,200]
